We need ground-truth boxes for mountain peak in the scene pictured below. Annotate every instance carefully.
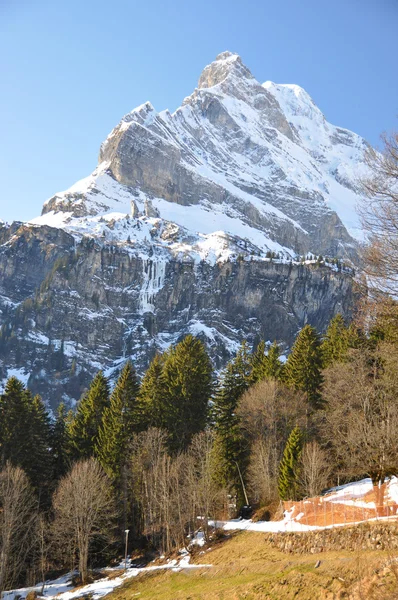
[198,51,254,89]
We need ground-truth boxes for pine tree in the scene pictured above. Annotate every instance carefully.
[250,340,268,383]
[212,341,252,497]
[322,314,350,367]
[68,371,110,459]
[266,341,284,379]
[0,377,30,469]
[251,340,284,383]
[285,325,324,409]
[27,394,52,494]
[278,426,303,501]
[0,377,52,497]
[161,335,213,452]
[96,361,141,479]
[138,353,166,430]
[51,402,71,480]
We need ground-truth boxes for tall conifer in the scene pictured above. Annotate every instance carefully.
[250,340,268,383]
[251,340,283,383]
[138,353,166,430]
[68,371,110,459]
[266,341,284,380]
[278,425,303,501]
[285,325,324,409]
[51,402,71,480]
[0,377,52,497]
[212,341,252,497]
[322,314,350,367]
[161,335,213,452]
[96,361,141,479]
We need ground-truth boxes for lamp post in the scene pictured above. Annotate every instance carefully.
[124,529,130,572]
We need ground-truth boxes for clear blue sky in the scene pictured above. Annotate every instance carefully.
[0,0,396,223]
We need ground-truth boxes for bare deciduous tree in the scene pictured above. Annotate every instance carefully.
[0,463,38,592]
[246,437,279,505]
[130,428,227,553]
[299,441,331,498]
[52,458,115,585]
[186,431,228,541]
[237,380,307,505]
[238,379,307,448]
[321,345,398,512]
[360,131,398,295]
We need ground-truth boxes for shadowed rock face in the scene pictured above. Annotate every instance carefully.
[0,52,366,406]
[0,224,355,408]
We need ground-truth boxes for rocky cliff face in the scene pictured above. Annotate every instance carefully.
[0,223,355,408]
[0,52,366,407]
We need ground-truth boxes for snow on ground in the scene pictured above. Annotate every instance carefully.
[31,180,297,265]
[215,477,398,534]
[5,478,398,599]
[2,556,213,600]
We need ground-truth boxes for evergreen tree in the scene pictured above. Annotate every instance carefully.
[267,341,284,379]
[0,377,30,469]
[138,353,166,429]
[285,325,324,409]
[0,377,52,496]
[68,371,110,459]
[51,402,71,480]
[346,322,368,349]
[96,361,141,479]
[278,425,303,501]
[27,394,52,493]
[161,335,213,452]
[251,340,283,383]
[212,341,252,497]
[250,340,268,383]
[322,314,350,367]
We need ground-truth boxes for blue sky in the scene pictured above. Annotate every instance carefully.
[0,0,396,223]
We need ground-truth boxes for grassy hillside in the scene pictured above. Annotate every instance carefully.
[105,531,398,599]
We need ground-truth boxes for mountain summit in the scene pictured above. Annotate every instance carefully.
[0,53,365,405]
[197,51,255,88]
[33,51,368,263]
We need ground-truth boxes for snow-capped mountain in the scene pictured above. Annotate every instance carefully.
[32,51,368,263]
[0,52,365,406]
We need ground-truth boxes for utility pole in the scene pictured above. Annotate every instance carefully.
[124,529,130,572]
[235,461,249,506]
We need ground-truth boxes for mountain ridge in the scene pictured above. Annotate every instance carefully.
[32,51,368,263]
[0,52,364,405]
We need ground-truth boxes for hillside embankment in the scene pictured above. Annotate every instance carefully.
[105,524,398,600]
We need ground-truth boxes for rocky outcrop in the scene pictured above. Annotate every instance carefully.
[0,224,355,408]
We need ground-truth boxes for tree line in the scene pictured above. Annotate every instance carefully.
[2,309,398,591]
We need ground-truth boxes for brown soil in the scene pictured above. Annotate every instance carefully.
[283,483,398,528]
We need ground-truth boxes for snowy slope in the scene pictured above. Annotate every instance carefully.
[2,556,212,600]
[31,51,370,264]
[217,477,398,533]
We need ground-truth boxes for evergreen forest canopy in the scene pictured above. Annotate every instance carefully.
[0,130,398,592]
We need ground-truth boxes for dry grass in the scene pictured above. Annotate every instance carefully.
[102,530,398,599]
